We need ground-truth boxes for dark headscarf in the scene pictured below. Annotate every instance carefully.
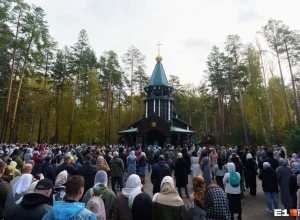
[131,192,153,220]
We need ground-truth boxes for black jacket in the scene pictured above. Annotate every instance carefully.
[231,157,243,177]
[151,162,170,194]
[263,157,279,172]
[258,167,278,192]
[174,158,189,187]
[40,162,56,184]
[77,162,98,194]
[119,152,127,170]
[289,172,300,208]
[4,193,52,220]
[55,162,77,177]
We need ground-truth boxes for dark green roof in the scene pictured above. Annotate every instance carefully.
[149,61,169,86]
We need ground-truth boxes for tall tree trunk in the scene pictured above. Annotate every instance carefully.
[108,71,112,143]
[55,87,63,143]
[44,98,52,143]
[256,96,267,143]
[238,86,249,146]
[217,90,225,145]
[9,37,33,143]
[275,48,292,125]
[37,54,49,143]
[285,42,300,125]
[68,76,79,144]
[130,60,133,124]
[258,48,274,142]
[1,10,21,143]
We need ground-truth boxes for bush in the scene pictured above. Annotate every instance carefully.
[286,126,300,154]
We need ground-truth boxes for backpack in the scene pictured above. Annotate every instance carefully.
[229,172,240,187]
[86,189,106,220]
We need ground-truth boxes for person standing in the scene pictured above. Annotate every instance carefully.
[131,192,153,220]
[77,154,98,194]
[244,153,258,196]
[55,156,77,177]
[151,155,171,194]
[276,158,293,210]
[5,179,53,220]
[164,152,175,176]
[138,152,147,184]
[109,152,124,194]
[40,156,56,184]
[42,175,96,220]
[190,151,201,181]
[214,157,227,190]
[0,161,11,219]
[223,162,242,220]
[263,150,279,172]
[175,153,190,198]
[200,152,211,185]
[187,175,206,220]
[146,147,154,172]
[152,176,189,220]
[258,162,279,213]
[127,151,137,177]
[209,148,218,180]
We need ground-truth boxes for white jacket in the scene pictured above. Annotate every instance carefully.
[223,162,241,194]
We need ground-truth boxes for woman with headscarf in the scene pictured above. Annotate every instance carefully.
[244,153,258,196]
[204,184,231,220]
[174,153,189,198]
[201,152,211,185]
[296,175,300,220]
[223,162,242,220]
[187,175,206,220]
[82,171,115,219]
[190,151,201,181]
[131,192,153,220]
[152,176,189,220]
[290,153,299,167]
[138,152,147,184]
[127,151,137,178]
[209,148,218,180]
[289,162,300,209]
[113,174,142,220]
[24,148,33,163]
[53,170,68,201]
[96,156,110,173]
[5,174,33,211]
[258,162,279,213]
[214,157,227,190]
[276,158,293,210]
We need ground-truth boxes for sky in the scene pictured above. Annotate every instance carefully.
[26,0,300,85]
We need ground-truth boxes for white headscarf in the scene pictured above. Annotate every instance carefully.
[15,181,38,204]
[55,170,68,187]
[122,174,142,208]
[94,171,108,186]
[246,153,252,160]
[12,174,33,197]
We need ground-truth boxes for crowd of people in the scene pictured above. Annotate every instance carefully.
[0,143,298,220]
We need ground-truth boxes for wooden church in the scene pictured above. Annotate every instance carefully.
[118,51,194,147]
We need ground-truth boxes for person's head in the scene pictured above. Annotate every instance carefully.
[246,153,252,160]
[85,154,92,162]
[55,170,68,187]
[192,175,206,210]
[22,164,33,174]
[113,151,119,158]
[279,158,287,166]
[263,162,271,170]
[44,156,51,162]
[35,178,53,197]
[158,155,165,162]
[227,162,236,172]
[0,161,7,176]
[164,152,169,159]
[65,175,85,201]
[94,171,108,186]
[64,156,71,164]
[27,160,35,167]
[1,154,8,161]
[201,152,207,157]
[177,153,183,159]
[131,192,153,220]
[126,174,142,188]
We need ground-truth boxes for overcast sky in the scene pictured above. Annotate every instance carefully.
[26,0,300,85]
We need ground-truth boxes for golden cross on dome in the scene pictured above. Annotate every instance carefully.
[156,42,162,55]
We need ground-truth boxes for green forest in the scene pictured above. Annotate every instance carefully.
[1,1,300,151]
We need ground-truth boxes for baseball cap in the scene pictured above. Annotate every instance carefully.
[35,179,53,190]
